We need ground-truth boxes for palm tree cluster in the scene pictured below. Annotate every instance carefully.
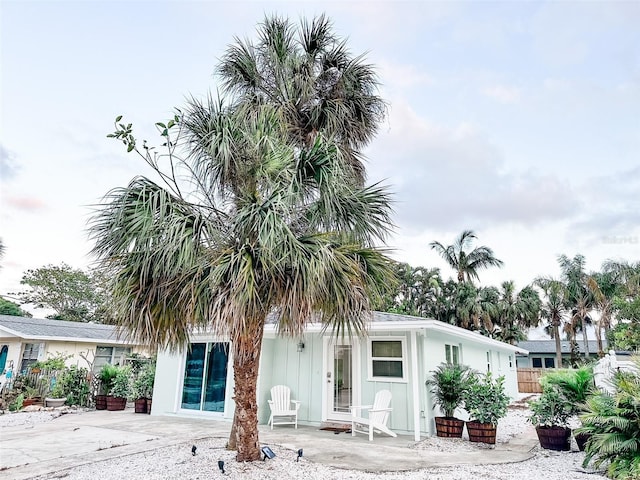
[381,234,640,356]
[91,15,395,462]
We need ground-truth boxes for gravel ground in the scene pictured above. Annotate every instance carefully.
[1,407,608,480]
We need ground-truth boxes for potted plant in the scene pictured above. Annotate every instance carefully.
[96,363,119,410]
[22,386,42,407]
[426,363,473,438]
[107,365,131,411]
[132,360,155,414]
[529,384,573,451]
[45,384,67,408]
[462,372,510,444]
[542,367,594,451]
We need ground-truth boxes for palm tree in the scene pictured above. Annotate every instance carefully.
[587,271,618,356]
[429,230,503,283]
[535,277,568,368]
[455,283,498,332]
[91,15,394,462]
[558,254,593,359]
[493,281,541,344]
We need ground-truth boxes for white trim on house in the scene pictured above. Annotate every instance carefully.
[0,330,133,345]
[263,319,528,355]
[410,330,420,442]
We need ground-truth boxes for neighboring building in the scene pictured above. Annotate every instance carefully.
[152,312,527,440]
[0,315,149,378]
[515,340,607,369]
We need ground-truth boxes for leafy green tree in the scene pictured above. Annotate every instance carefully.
[604,260,640,351]
[13,263,111,322]
[430,230,503,283]
[455,283,498,332]
[91,15,394,462]
[377,262,441,317]
[0,296,31,317]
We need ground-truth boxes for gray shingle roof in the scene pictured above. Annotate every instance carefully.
[516,339,607,354]
[0,315,134,344]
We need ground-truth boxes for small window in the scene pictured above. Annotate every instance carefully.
[486,351,492,372]
[369,338,406,382]
[532,357,543,368]
[508,355,513,369]
[93,346,132,373]
[544,357,555,368]
[20,343,41,373]
[445,344,460,365]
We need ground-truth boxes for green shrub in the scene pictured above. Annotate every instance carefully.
[110,365,132,399]
[579,357,640,480]
[462,372,510,425]
[528,385,572,427]
[132,360,156,399]
[33,352,72,371]
[426,363,473,418]
[57,365,90,406]
[98,363,119,395]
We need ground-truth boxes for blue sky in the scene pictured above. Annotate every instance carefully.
[1,1,639,311]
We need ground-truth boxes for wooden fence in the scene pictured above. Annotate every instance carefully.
[517,368,543,393]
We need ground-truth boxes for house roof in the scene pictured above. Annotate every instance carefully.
[0,315,136,345]
[261,311,528,354]
[516,339,607,355]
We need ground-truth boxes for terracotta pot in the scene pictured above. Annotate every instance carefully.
[435,417,465,438]
[22,398,42,408]
[134,398,147,413]
[536,426,571,451]
[466,421,497,444]
[106,395,127,411]
[95,394,108,410]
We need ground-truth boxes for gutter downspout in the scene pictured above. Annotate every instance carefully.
[410,329,420,442]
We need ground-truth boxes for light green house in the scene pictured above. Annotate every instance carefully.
[152,312,528,440]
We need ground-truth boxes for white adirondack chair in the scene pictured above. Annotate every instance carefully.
[350,389,397,441]
[267,385,301,429]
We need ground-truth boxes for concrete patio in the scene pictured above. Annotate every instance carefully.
[0,408,538,480]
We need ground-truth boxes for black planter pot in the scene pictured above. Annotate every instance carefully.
[435,417,465,438]
[536,426,571,451]
[574,432,592,451]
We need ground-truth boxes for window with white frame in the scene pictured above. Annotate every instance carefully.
[369,338,406,381]
[508,355,513,369]
[486,351,492,372]
[93,346,132,372]
[445,344,460,365]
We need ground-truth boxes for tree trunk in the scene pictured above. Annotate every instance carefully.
[596,321,604,357]
[232,323,265,462]
[227,409,237,450]
[581,316,590,359]
[553,322,562,368]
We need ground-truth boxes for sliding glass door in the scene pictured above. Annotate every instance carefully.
[181,342,229,412]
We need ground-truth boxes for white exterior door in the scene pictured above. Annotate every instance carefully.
[323,338,360,422]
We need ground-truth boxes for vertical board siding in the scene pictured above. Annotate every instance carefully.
[517,368,543,393]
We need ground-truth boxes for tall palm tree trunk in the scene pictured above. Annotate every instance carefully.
[233,320,265,462]
[553,321,562,368]
[581,316,590,359]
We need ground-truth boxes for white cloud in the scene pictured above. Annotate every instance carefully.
[482,85,521,104]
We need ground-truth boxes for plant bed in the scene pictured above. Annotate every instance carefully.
[466,421,497,444]
[434,417,465,438]
[535,426,571,451]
